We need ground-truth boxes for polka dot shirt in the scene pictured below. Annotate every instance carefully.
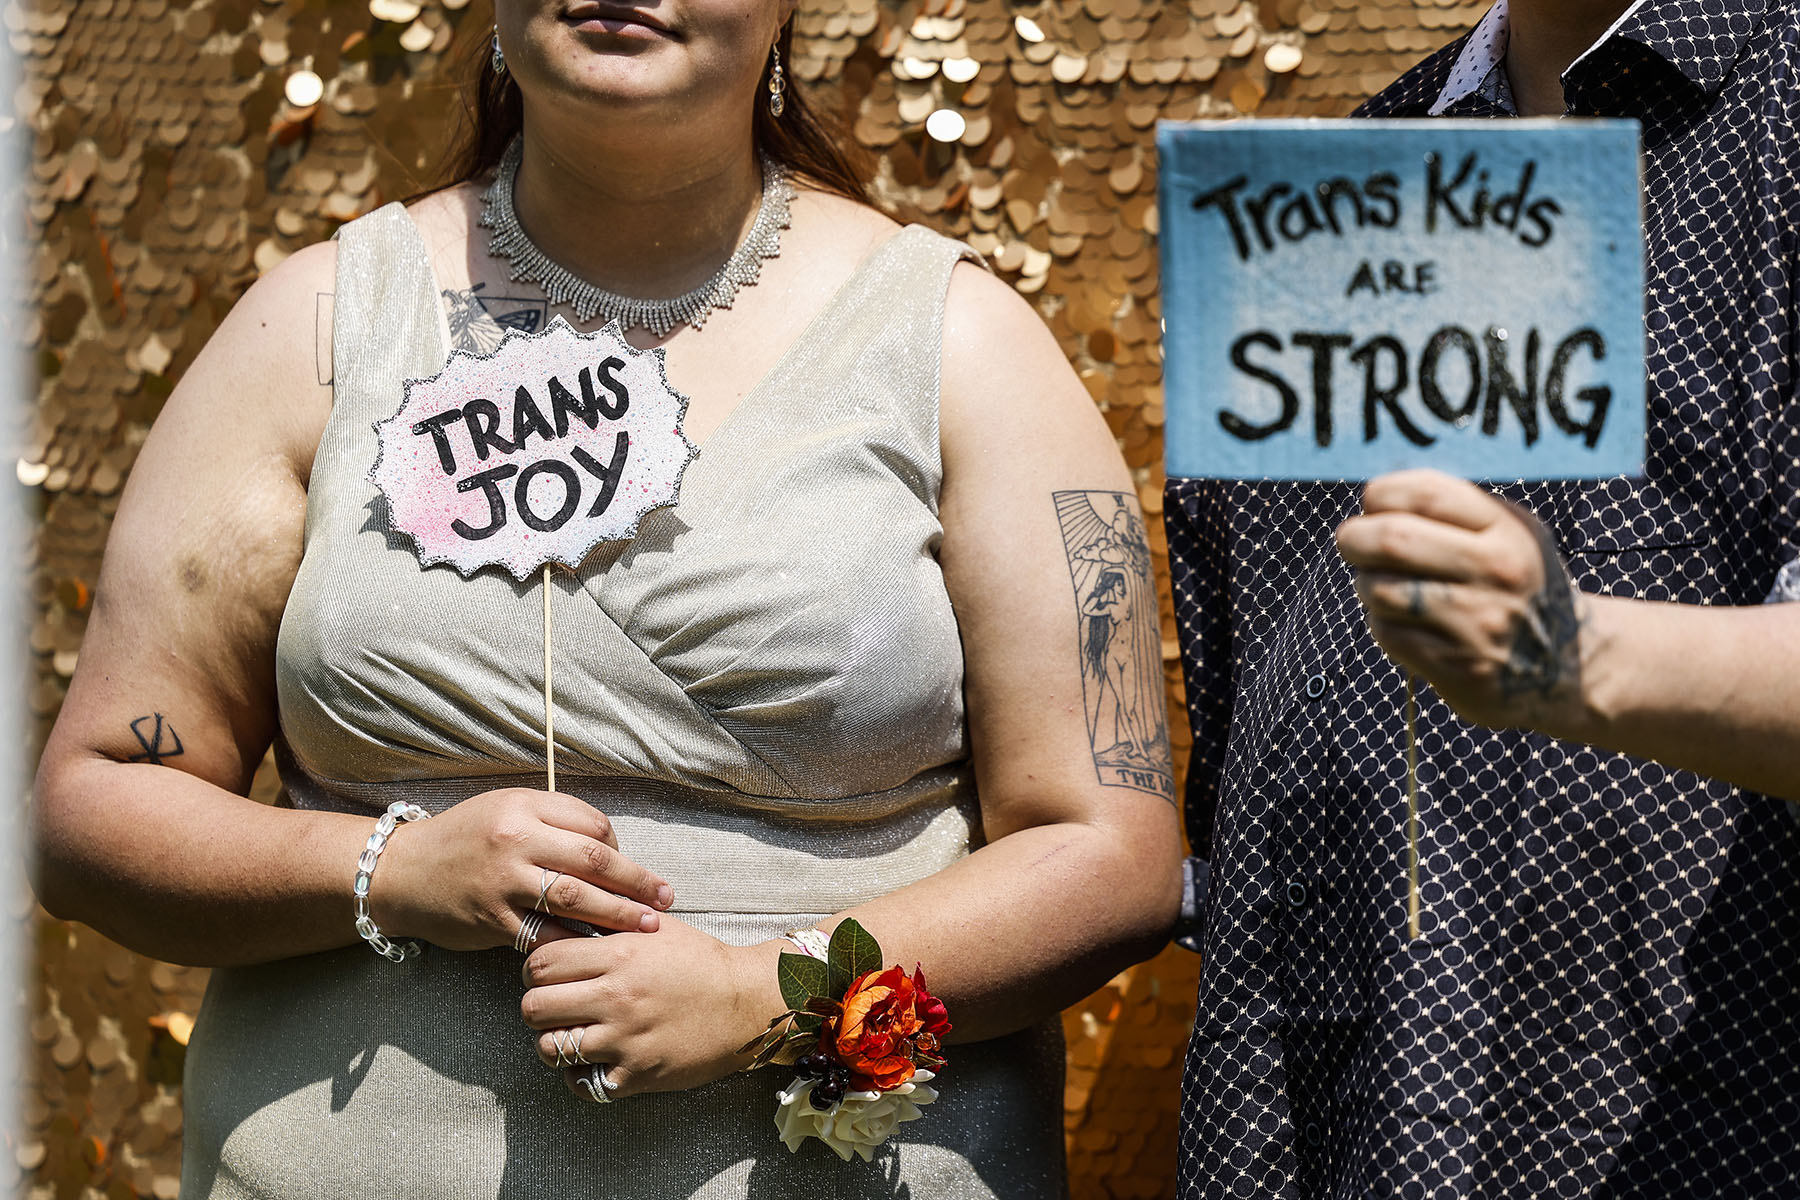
[1167,2,1800,1197]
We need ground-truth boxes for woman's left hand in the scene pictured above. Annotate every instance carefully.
[1335,469,1589,733]
[519,914,778,1099]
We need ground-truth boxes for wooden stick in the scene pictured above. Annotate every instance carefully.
[543,564,556,795]
[1405,673,1420,940]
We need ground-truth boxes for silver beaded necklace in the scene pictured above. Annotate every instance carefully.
[478,137,795,338]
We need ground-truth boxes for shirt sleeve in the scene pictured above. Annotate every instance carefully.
[1163,477,1238,947]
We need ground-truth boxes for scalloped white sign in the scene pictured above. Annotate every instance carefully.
[370,316,699,580]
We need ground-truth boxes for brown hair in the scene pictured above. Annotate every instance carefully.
[436,18,870,203]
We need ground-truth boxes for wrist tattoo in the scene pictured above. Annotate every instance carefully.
[1055,491,1175,802]
[125,713,185,765]
[1496,512,1583,706]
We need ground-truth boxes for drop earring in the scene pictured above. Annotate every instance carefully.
[767,43,786,118]
[492,28,507,77]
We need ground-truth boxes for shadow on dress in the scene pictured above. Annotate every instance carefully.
[180,942,1065,1199]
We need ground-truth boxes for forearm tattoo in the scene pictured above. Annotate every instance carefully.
[1495,511,1583,704]
[1055,491,1175,801]
[314,286,549,385]
[125,714,185,765]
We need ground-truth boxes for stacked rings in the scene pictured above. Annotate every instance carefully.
[577,1063,615,1104]
[515,912,546,953]
[550,1027,590,1068]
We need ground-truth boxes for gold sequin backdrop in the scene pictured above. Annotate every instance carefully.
[10,0,1479,1195]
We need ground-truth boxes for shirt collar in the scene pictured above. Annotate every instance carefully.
[1427,0,1768,116]
[1430,0,1513,116]
[1610,0,1773,96]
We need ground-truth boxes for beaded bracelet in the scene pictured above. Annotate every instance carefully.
[353,800,431,962]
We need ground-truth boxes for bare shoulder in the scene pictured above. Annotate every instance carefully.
[205,237,336,378]
[405,182,485,267]
[793,187,902,264]
[88,238,338,689]
[939,261,1104,444]
[406,181,483,227]
[942,258,1045,355]
[152,239,338,481]
[229,237,337,331]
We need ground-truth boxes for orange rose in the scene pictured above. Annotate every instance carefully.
[828,965,952,1092]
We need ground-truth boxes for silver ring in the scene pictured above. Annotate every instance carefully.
[514,911,546,954]
[535,869,562,914]
[551,1026,588,1068]
[577,1062,614,1104]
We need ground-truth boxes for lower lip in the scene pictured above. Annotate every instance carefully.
[565,17,674,39]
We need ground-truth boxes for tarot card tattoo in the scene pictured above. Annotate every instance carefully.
[1055,491,1175,801]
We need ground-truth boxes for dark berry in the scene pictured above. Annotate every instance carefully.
[810,1078,845,1109]
[796,1052,830,1080]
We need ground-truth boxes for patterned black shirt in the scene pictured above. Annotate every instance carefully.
[1167,2,1800,1197]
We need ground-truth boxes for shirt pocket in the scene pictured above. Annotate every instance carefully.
[1530,480,1720,602]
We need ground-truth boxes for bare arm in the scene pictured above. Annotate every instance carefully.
[1337,468,1800,800]
[521,262,1184,1093]
[29,241,375,965]
[1573,596,1800,797]
[824,263,1182,1036]
[33,237,671,966]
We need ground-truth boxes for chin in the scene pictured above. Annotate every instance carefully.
[541,55,689,113]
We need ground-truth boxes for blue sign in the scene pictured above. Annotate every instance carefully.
[1157,120,1644,481]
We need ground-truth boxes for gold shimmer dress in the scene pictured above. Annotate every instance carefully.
[178,204,1067,1199]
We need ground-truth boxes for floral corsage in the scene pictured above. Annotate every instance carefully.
[740,919,950,1161]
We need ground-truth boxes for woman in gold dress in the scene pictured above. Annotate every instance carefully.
[31,3,1182,1195]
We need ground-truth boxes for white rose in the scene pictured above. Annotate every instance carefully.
[773,1070,939,1161]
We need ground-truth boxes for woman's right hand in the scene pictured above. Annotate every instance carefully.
[372,788,674,952]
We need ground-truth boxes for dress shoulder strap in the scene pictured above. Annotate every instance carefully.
[304,204,449,543]
[882,223,986,395]
[330,202,448,413]
[858,222,987,346]
[768,224,985,509]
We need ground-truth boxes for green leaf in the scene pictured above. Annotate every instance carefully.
[826,918,884,998]
[777,952,829,1011]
